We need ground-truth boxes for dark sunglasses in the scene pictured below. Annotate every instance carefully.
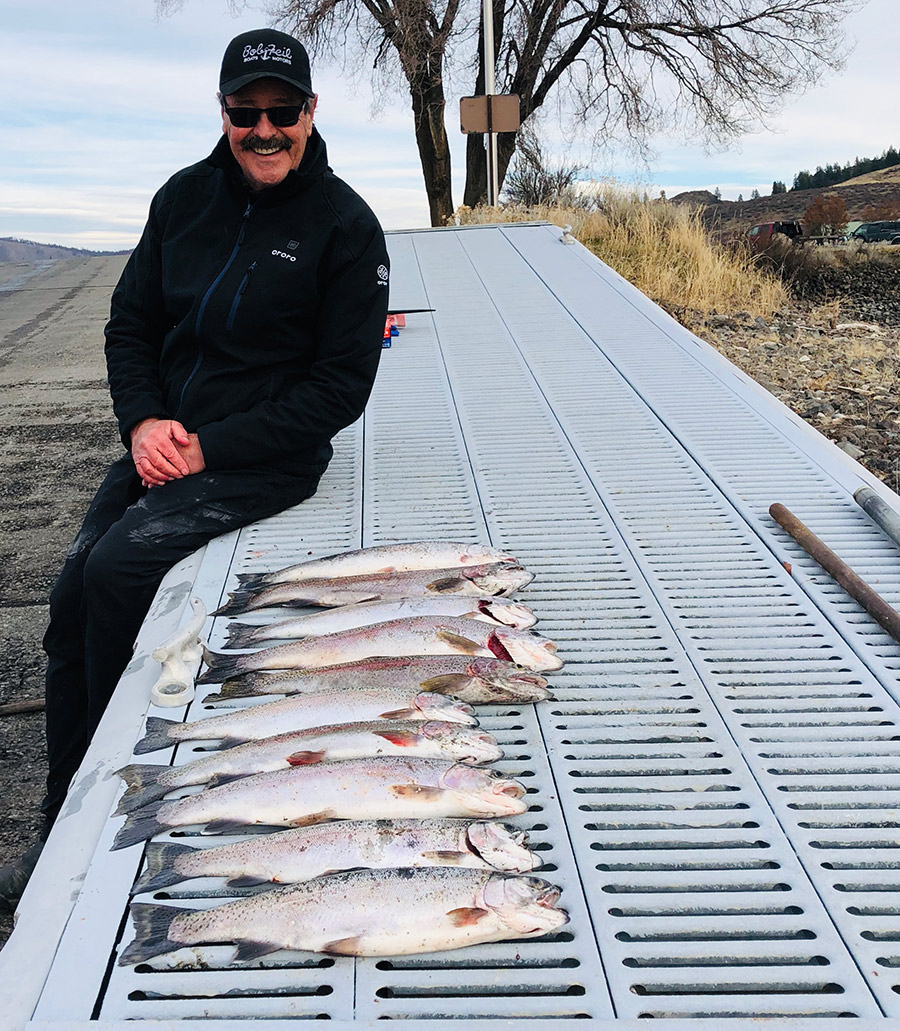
[223,103,308,129]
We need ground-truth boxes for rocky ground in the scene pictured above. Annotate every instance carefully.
[0,251,897,953]
[688,256,900,493]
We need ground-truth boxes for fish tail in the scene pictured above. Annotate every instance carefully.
[118,902,197,965]
[114,764,170,814]
[133,717,180,755]
[234,571,270,589]
[223,622,260,649]
[211,586,262,616]
[111,800,167,851]
[131,842,194,894]
[197,647,249,685]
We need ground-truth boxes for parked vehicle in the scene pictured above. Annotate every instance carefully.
[747,221,804,248]
[850,221,900,243]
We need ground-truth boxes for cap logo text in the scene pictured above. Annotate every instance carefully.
[243,43,292,66]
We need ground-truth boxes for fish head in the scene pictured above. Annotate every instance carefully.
[466,821,540,872]
[468,564,535,597]
[487,630,563,671]
[440,764,527,816]
[420,722,503,764]
[470,661,551,703]
[475,600,537,630]
[482,874,569,935]
[414,692,477,725]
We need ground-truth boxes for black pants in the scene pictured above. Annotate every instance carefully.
[41,455,320,821]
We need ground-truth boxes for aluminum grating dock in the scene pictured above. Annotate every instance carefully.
[5,221,900,1030]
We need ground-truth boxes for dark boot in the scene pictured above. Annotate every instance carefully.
[0,820,53,915]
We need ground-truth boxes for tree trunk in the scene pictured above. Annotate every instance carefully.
[409,74,454,226]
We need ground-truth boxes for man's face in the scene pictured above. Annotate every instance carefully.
[222,79,317,191]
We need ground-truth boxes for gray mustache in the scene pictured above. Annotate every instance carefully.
[240,134,291,152]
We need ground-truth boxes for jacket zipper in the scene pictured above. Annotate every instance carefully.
[225,261,257,331]
[177,200,252,411]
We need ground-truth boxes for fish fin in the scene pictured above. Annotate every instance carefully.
[290,810,334,827]
[447,907,490,927]
[436,630,483,655]
[118,902,197,965]
[206,771,250,788]
[227,875,272,888]
[378,707,418,720]
[233,940,284,962]
[425,576,465,593]
[131,842,194,894]
[421,673,472,694]
[389,784,444,801]
[196,649,248,685]
[223,622,259,649]
[111,801,166,851]
[421,850,468,864]
[323,936,364,956]
[286,750,326,765]
[133,717,179,756]
[114,764,170,815]
[374,730,421,747]
[204,818,251,834]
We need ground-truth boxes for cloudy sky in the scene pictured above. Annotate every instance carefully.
[2,0,896,249]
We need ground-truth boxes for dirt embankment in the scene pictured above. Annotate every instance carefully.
[684,257,900,492]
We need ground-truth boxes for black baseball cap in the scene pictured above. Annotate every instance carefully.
[219,29,314,98]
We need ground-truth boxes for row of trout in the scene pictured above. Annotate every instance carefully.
[117,541,569,966]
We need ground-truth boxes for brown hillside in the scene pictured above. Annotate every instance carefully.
[837,164,900,187]
[672,170,900,232]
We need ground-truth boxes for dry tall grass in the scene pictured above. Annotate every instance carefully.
[455,191,788,318]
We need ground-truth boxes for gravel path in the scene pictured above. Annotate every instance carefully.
[0,256,125,945]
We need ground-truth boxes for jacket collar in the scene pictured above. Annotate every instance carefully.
[207,126,329,201]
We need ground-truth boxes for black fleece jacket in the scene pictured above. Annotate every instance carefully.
[105,128,389,475]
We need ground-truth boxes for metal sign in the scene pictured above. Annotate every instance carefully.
[459,94,521,134]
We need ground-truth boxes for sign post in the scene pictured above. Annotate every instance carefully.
[483,0,498,206]
[458,0,520,208]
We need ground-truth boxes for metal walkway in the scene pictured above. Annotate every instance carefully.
[4,222,900,1029]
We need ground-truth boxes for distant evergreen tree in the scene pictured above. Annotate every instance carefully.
[789,147,899,191]
[772,180,787,194]
[751,188,761,200]
[714,186,722,201]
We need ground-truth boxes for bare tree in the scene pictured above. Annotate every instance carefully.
[166,0,861,225]
[503,123,583,206]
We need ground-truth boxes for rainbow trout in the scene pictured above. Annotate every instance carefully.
[111,758,528,850]
[205,655,551,705]
[223,596,537,648]
[213,562,533,615]
[133,688,476,754]
[199,616,562,684]
[120,867,567,963]
[117,720,501,813]
[131,818,540,893]
[238,541,518,590]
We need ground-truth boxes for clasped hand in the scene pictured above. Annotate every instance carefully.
[131,418,206,488]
